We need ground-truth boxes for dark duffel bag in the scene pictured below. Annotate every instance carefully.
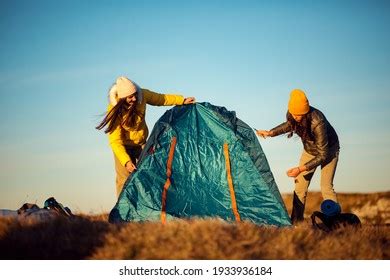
[311,211,361,232]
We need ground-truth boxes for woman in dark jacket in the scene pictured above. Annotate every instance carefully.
[256,89,340,224]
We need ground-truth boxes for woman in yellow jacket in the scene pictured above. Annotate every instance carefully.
[97,76,195,196]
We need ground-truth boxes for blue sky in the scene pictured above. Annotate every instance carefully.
[0,0,389,213]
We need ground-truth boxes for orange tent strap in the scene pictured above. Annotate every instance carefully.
[161,137,177,224]
[223,143,241,222]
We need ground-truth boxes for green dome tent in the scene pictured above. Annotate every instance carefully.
[109,102,291,226]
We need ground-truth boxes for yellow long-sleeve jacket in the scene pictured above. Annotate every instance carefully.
[108,89,184,166]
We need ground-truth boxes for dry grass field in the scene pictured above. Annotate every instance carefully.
[0,192,388,260]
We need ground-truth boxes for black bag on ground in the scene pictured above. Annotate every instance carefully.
[43,197,73,217]
[15,197,74,221]
[311,211,361,232]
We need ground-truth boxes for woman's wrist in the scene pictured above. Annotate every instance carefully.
[298,165,306,172]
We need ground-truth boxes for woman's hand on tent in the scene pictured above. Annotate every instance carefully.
[125,161,137,173]
[183,97,196,104]
[256,130,272,138]
[287,166,301,178]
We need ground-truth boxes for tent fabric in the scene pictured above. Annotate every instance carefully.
[109,102,291,226]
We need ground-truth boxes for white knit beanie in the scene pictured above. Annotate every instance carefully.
[116,76,137,99]
[108,76,142,106]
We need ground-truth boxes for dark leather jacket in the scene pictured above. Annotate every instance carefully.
[270,106,339,170]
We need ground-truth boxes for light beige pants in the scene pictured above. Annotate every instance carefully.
[294,149,339,204]
[113,145,143,197]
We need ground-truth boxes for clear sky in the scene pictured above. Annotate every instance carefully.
[0,0,389,213]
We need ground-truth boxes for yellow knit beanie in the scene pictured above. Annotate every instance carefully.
[288,89,310,115]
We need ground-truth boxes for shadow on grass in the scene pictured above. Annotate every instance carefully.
[0,216,113,260]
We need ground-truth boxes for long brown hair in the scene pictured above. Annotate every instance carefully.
[96,99,138,134]
[286,110,314,142]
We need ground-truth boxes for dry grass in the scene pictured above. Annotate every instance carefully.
[0,192,389,260]
[91,219,388,260]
